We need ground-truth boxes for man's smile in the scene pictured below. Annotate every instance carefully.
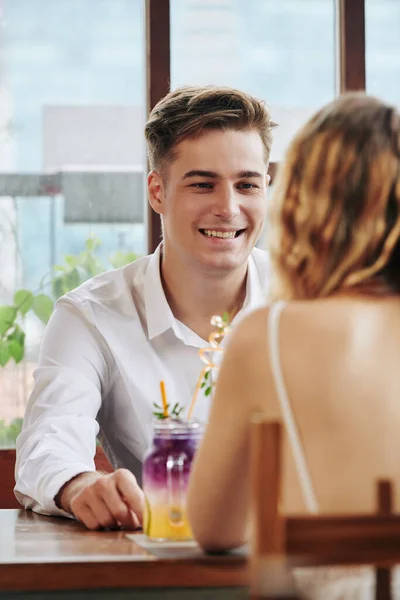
[198,228,247,240]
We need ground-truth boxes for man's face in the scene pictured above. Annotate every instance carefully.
[148,128,269,274]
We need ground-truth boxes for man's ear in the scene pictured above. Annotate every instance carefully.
[265,173,271,189]
[148,170,165,215]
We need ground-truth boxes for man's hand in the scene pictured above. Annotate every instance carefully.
[57,469,145,530]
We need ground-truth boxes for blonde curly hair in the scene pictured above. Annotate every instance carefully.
[268,93,400,301]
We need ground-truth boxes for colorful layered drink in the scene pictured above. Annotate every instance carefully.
[143,419,203,541]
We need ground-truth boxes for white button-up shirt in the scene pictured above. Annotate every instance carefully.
[15,245,269,516]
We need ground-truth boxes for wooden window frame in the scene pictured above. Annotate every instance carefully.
[146,0,366,253]
[338,0,366,93]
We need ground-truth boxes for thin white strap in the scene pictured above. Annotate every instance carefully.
[268,301,319,514]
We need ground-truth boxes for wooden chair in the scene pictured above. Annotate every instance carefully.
[0,449,20,508]
[0,447,114,509]
[250,418,400,600]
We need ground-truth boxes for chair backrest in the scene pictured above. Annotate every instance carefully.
[0,450,20,508]
[0,447,114,509]
[250,418,400,600]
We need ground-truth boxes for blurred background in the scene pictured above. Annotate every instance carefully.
[0,0,399,444]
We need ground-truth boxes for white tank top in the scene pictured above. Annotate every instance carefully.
[268,301,319,513]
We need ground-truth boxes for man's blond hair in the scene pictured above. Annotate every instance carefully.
[145,85,276,174]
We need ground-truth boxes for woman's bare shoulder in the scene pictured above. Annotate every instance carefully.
[233,301,311,340]
[229,299,337,362]
[223,307,274,382]
[231,306,271,349]
[231,301,333,362]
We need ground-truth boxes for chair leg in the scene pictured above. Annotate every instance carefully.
[250,420,285,597]
[375,480,393,600]
[375,567,391,600]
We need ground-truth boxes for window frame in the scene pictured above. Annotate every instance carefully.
[145,0,366,253]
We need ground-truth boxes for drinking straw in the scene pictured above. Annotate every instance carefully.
[187,313,233,420]
[187,365,211,420]
[187,332,224,419]
[160,380,169,418]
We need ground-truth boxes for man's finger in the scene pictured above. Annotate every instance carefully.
[75,503,101,530]
[85,495,119,530]
[115,470,145,524]
[129,509,141,530]
[97,481,138,529]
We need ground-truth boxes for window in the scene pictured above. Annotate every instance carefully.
[171,0,336,161]
[366,0,400,105]
[1,0,396,447]
[0,0,146,444]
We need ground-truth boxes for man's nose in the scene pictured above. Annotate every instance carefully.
[211,187,240,219]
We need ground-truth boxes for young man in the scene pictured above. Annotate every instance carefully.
[15,86,276,530]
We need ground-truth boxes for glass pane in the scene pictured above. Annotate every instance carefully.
[171,0,336,161]
[366,0,400,105]
[0,0,145,445]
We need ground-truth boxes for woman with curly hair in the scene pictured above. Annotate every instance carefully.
[187,93,400,598]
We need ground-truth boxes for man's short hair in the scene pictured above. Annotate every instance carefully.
[145,85,277,174]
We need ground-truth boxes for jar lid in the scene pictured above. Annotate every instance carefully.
[152,418,204,436]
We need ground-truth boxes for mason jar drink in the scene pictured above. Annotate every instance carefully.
[143,420,203,541]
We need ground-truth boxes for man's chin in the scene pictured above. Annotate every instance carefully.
[195,252,250,274]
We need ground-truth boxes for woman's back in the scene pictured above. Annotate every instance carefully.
[261,295,400,514]
[187,92,400,598]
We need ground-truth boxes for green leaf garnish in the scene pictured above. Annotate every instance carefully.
[152,401,185,421]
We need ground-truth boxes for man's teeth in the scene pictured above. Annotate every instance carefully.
[203,230,237,239]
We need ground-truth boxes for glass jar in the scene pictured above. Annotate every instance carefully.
[143,419,203,541]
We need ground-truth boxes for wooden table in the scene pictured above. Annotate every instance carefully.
[0,510,248,599]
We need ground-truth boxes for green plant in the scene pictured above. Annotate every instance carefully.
[0,418,23,447]
[0,236,140,367]
[152,401,185,421]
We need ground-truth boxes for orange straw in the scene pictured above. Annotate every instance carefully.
[187,365,209,421]
[160,380,169,418]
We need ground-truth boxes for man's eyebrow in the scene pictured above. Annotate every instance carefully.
[237,170,263,178]
[182,170,219,180]
[182,170,264,180]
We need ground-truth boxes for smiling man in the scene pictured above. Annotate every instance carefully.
[15,86,276,530]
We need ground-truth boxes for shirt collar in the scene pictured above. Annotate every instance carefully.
[144,244,178,341]
[240,251,266,315]
[144,245,266,341]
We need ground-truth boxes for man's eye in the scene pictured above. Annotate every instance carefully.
[190,182,213,189]
[238,182,257,190]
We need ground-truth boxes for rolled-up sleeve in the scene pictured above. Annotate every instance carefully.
[14,299,114,517]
